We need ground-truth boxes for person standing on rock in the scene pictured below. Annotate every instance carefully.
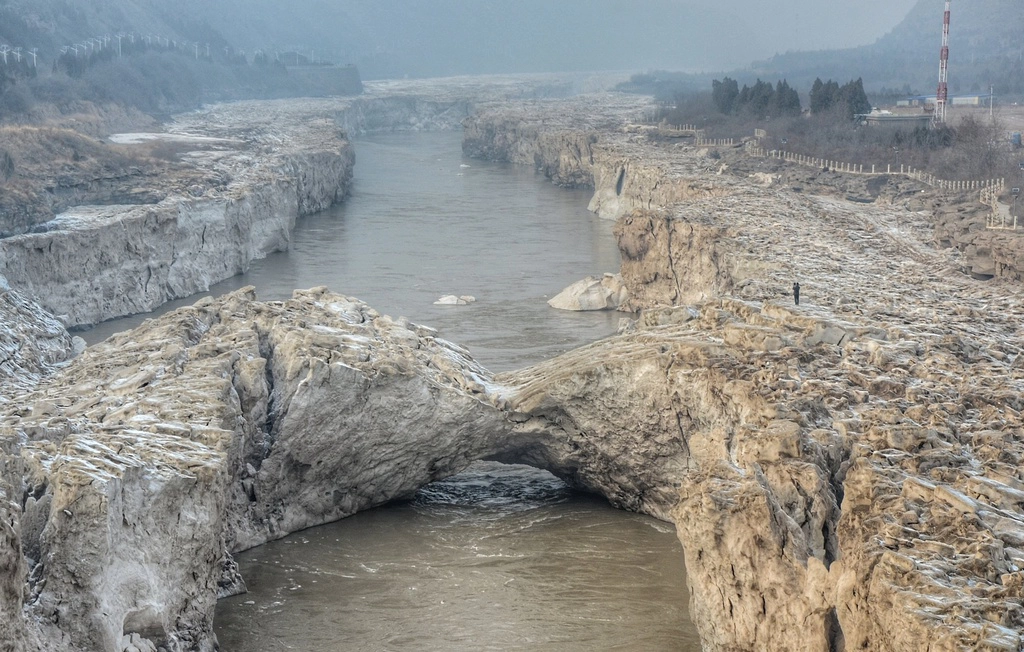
[793,282,800,305]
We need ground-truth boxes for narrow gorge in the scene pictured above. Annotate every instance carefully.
[466,94,1024,651]
[2,80,1024,652]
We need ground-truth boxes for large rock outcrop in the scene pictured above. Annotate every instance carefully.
[1,438,32,652]
[0,287,514,651]
[463,96,735,218]
[464,96,1024,651]
[0,273,77,400]
[498,294,1024,651]
[0,119,354,328]
[0,277,78,652]
[933,196,1024,281]
[5,85,1024,652]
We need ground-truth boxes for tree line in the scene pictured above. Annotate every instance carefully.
[709,76,872,121]
[809,78,871,119]
[712,78,801,118]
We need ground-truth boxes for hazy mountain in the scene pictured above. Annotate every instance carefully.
[125,0,774,76]
[0,0,232,53]
[0,0,918,79]
[746,0,1024,96]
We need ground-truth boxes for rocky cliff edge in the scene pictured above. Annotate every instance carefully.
[0,286,515,651]
[465,95,1024,651]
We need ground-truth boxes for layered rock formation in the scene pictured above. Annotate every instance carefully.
[0,274,77,400]
[0,76,601,330]
[465,96,1024,651]
[0,117,354,328]
[0,125,163,238]
[4,84,1024,652]
[0,278,79,652]
[1,435,33,652]
[464,96,736,219]
[0,287,515,651]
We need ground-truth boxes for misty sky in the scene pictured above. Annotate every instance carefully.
[180,0,924,77]
[719,0,920,55]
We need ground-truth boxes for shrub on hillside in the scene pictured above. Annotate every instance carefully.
[653,85,1017,182]
[81,55,200,112]
[0,150,14,181]
[26,75,88,106]
[0,84,33,117]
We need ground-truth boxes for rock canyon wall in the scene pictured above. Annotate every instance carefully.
[0,287,517,652]
[0,119,354,328]
[465,96,1024,651]
[0,76,587,330]
[3,83,1024,652]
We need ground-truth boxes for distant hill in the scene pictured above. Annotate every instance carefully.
[0,0,363,119]
[0,0,224,53]
[0,0,921,82]
[747,0,1024,97]
[0,0,774,78]
[3,0,1013,112]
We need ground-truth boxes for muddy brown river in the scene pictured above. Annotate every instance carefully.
[86,130,702,651]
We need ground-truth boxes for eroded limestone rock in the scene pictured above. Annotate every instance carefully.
[547,273,627,311]
[4,87,1024,652]
[0,123,354,328]
[465,96,1024,651]
[498,295,1024,651]
[1,440,31,652]
[0,274,76,400]
[0,287,515,651]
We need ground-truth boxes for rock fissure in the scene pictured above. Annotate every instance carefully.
[3,85,1024,651]
[664,217,684,305]
[464,95,1024,651]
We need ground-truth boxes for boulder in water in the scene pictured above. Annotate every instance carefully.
[434,295,476,306]
[548,274,627,311]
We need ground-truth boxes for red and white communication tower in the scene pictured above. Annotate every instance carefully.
[936,0,951,124]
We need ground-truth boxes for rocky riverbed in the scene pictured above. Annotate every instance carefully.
[3,81,1024,651]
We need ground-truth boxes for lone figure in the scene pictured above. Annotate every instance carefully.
[793,282,801,305]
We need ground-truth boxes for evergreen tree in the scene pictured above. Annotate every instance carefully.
[712,77,739,114]
[744,79,774,117]
[810,77,870,120]
[840,78,872,119]
[772,79,801,116]
[825,80,841,107]
[809,78,827,113]
[711,76,800,119]
[736,83,750,110]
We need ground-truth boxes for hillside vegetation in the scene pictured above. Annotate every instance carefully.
[0,0,362,124]
[621,0,1024,103]
[0,125,173,235]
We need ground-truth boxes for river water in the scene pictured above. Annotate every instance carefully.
[85,131,701,650]
[83,131,623,372]
[214,463,700,651]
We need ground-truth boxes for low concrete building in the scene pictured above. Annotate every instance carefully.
[856,109,933,128]
[904,93,991,107]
